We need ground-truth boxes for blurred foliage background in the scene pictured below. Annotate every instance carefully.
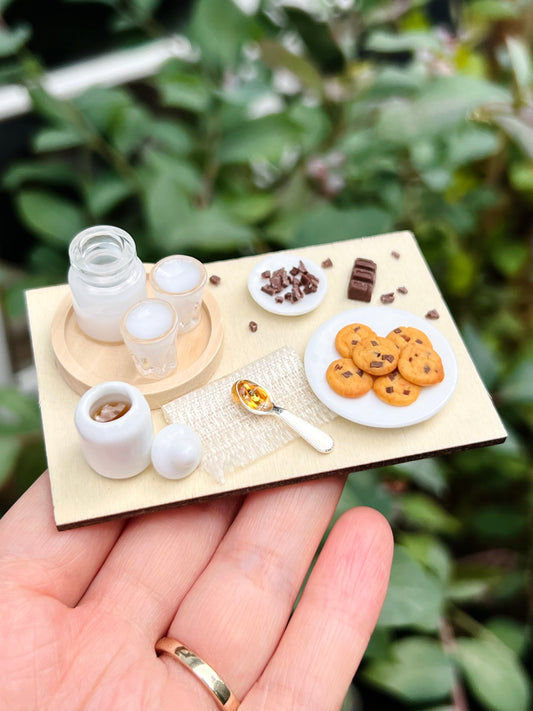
[0,0,532,709]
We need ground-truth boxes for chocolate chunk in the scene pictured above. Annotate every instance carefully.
[370,361,383,368]
[425,309,440,319]
[424,365,431,373]
[342,370,353,378]
[355,257,376,271]
[353,267,375,283]
[348,279,372,302]
[397,286,408,294]
[386,386,394,393]
[321,257,333,268]
[382,354,395,362]
[261,270,271,279]
[391,250,401,259]
[261,284,276,295]
[380,292,395,304]
[248,321,258,332]
[334,363,342,370]
[209,274,221,285]
[403,389,410,395]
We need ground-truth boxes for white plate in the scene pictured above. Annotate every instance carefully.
[248,254,328,316]
[304,306,458,428]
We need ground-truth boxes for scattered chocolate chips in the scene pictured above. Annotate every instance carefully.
[209,274,221,285]
[380,292,395,304]
[321,257,333,268]
[248,321,258,332]
[348,257,376,302]
[259,260,320,304]
[425,309,440,319]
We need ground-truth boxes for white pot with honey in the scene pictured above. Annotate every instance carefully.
[74,381,153,478]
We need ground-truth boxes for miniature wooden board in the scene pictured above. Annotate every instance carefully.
[26,231,507,529]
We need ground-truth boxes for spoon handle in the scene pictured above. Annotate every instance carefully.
[272,406,334,453]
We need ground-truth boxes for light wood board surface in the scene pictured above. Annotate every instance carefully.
[26,231,506,530]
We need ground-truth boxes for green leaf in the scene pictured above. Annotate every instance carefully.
[142,149,203,196]
[108,103,151,155]
[154,71,211,113]
[0,388,42,436]
[401,493,461,535]
[258,39,323,93]
[2,161,75,190]
[33,125,85,152]
[505,36,533,95]
[485,617,529,657]
[398,533,451,584]
[340,470,394,518]
[143,174,191,252]
[15,190,86,247]
[455,637,531,711]
[170,202,255,253]
[363,637,455,703]
[188,0,260,69]
[0,24,31,57]
[84,173,134,218]
[492,113,533,159]
[468,0,521,19]
[218,114,303,165]
[222,193,276,225]
[291,205,393,247]
[377,76,510,144]
[0,436,22,487]
[460,322,500,389]
[499,358,533,405]
[149,119,193,155]
[392,458,447,496]
[377,546,445,629]
[365,29,441,54]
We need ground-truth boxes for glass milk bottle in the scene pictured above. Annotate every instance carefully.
[68,225,147,342]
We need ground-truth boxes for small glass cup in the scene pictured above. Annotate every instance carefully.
[149,255,207,333]
[120,298,178,379]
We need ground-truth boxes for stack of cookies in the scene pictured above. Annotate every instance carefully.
[326,323,445,407]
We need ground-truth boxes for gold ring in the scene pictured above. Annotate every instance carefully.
[155,637,240,710]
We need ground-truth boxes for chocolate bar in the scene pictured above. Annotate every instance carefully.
[347,258,377,302]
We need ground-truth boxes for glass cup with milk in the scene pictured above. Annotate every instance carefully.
[149,255,207,333]
[120,298,178,379]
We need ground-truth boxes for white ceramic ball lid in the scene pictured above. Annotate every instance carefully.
[151,423,202,480]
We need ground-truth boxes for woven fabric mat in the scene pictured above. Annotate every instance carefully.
[162,345,336,483]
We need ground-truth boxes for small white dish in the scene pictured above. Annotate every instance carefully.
[304,306,458,428]
[248,254,328,316]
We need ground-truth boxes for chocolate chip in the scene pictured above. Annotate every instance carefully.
[209,274,221,285]
[397,286,408,294]
[380,292,395,304]
[425,309,440,319]
[321,257,333,268]
[248,321,258,332]
[386,387,394,393]
[370,361,383,368]
[424,365,431,373]
[342,371,353,378]
[391,250,401,259]
[382,354,395,362]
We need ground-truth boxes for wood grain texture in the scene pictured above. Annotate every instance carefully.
[26,232,507,530]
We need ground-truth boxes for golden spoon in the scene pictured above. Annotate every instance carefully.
[231,379,334,454]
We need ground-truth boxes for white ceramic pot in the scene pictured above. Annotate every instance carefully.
[74,381,153,478]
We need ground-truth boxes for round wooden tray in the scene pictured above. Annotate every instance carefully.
[51,272,224,409]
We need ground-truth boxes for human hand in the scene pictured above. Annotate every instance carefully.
[0,471,392,711]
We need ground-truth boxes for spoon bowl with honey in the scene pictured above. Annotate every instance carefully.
[231,379,334,454]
